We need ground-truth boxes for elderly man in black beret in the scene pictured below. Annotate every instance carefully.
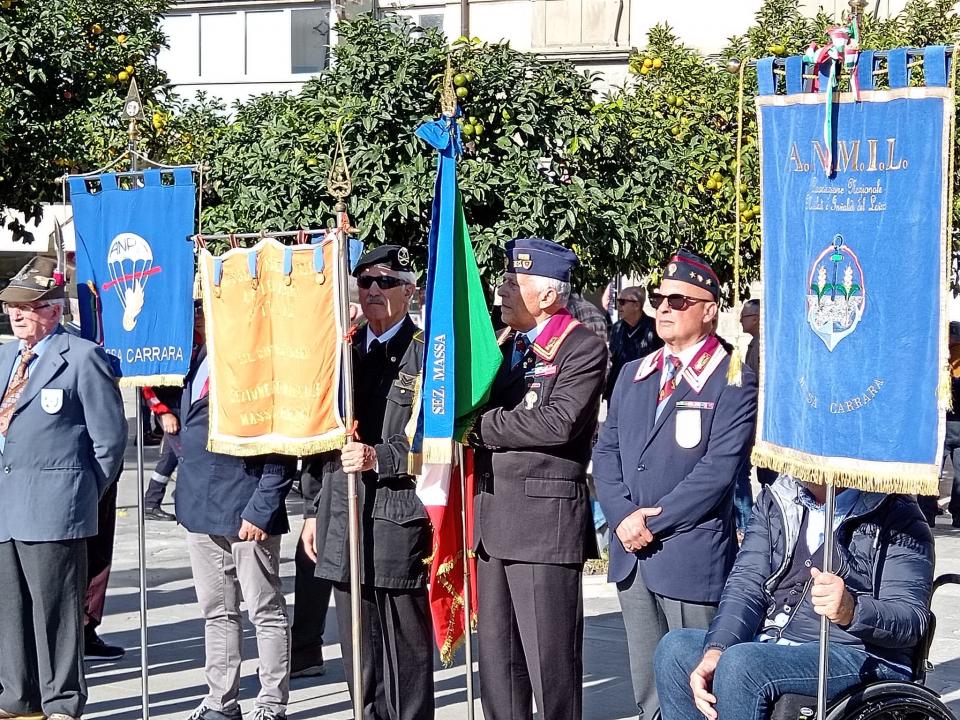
[593,248,758,720]
[300,244,434,720]
[467,237,607,720]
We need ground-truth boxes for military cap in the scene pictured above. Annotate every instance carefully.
[353,244,413,277]
[0,255,65,303]
[663,247,720,299]
[505,237,578,282]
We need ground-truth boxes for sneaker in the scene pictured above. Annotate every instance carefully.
[46,715,80,720]
[251,708,286,720]
[84,629,125,661]
[144,505,177,521]
[186,705,243,720]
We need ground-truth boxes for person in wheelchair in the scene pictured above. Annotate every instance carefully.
[654,473,934,720]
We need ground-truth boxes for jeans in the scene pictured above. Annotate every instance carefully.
[734,462,754,532]
[655,628,910,720]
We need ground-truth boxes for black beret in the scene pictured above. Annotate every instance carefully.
[352,245,413,277]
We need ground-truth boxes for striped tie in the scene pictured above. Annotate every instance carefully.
[0,349,35,435]
[656,355,682,419]
[513,333,529,368]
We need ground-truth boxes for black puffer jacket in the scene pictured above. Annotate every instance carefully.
[704,476,934,670]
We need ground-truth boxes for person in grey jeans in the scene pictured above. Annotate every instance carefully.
[175,345,296,720]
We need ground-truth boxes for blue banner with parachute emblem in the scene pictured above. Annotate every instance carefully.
[69,168,196,386]
[752,47,952,495]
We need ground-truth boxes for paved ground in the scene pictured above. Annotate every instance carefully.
[83,396,960,720]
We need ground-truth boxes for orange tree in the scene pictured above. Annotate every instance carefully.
[0,0,171,230]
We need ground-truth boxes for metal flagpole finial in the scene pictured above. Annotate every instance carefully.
[848,0,867,21]
[441,54,457,117]
[326,126,353,214]
[122,77,145,141]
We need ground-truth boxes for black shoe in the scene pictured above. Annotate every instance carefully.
[84,629,125,661]
[144,505,176,521]
[952,516,960,528]
[290,650,326,678]
[186,705,243,720]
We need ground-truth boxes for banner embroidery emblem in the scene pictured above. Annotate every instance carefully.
[807,234,866,351]
[105,232,159,332]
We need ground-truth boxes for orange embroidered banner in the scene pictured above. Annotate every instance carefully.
[199,235,346,456]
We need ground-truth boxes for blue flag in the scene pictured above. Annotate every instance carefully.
[752,47,952,495]
[69,168,196,386]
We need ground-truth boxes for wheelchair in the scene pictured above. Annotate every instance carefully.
[771,573,960,720]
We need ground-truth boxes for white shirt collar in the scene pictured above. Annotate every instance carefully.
[366,318,405,351]
[664,336,709,373]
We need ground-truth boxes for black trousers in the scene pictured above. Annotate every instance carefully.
[333,582,435,720]
[292,539,332,665]
[85,481,117,629]
[476,551,584,720]
[0,538,87,717]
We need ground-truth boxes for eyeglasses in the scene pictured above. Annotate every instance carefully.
[357,275,410,290]
[2,302,55,316]
[648,293,712,311]
[616,298,639,306]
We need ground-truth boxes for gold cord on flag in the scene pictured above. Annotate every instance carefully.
[940,50,958,412]
[727,57,749,387]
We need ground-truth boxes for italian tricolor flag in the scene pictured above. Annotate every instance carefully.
[411,114,500,664]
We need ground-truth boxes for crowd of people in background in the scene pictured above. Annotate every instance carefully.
[0,243,943,720]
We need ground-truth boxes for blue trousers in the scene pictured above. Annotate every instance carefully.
[654,628,910,720]
[734,462,754,532]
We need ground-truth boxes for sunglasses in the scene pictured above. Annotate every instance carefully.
[357,275,410,290]
[649,293,712,311]
[616,298,639,306]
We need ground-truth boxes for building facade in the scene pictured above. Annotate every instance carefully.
[159,0,915,104]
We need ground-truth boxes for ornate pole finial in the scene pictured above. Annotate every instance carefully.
[326,125,353,214]
[848,0,867,21]
[441,54,457,117]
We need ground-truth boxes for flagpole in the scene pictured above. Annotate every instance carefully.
[815,481,836,720]
[328,136,364,720]
[456,443,476,719]
[121,78,152,720]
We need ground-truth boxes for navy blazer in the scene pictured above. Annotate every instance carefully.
[174,347,295,537]
[0,327,126,542]
[593,338,758,603]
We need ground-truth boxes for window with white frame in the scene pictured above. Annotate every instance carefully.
[532,0,630,49]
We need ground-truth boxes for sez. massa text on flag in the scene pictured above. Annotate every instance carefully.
[198,235,349,457]
[411,114,501,664]
[752,47,952,494]
[69,168,196,386]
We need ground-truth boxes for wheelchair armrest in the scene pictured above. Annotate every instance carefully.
[932,573,960,594]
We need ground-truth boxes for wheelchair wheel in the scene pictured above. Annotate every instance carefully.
[826,682,955,720]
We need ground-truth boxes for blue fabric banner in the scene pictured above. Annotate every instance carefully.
[69,168,196,386]
[754,84,952,494]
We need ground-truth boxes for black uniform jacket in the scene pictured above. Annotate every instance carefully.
[471,316,607,565]
[302,316,429,590]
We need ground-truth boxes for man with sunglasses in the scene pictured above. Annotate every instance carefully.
[593,248,758,720]
[606,286,663,401]
[466,237,607,720]
[300,244,435,720]
[0,256,127,720]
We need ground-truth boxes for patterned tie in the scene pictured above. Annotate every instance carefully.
[513,333,529,368]
[656,355,683,419]
[0,349,35,435]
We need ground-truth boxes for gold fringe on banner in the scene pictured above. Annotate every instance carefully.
[752,443,940,496]
[119,375,185,389]
[420,437,455,465]
[206,433,346,458]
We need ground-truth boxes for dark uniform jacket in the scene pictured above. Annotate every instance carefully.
[302,315,429,590]
[470,312,607,565]
[705,477,933,671]
[593,336,758,602]
[175,347,296,537]
[605,315,663,399]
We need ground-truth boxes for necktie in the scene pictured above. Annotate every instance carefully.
[655,355,682,420]
[513,334,529,368]
[369,338,382,354]
[0,349,35,435]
